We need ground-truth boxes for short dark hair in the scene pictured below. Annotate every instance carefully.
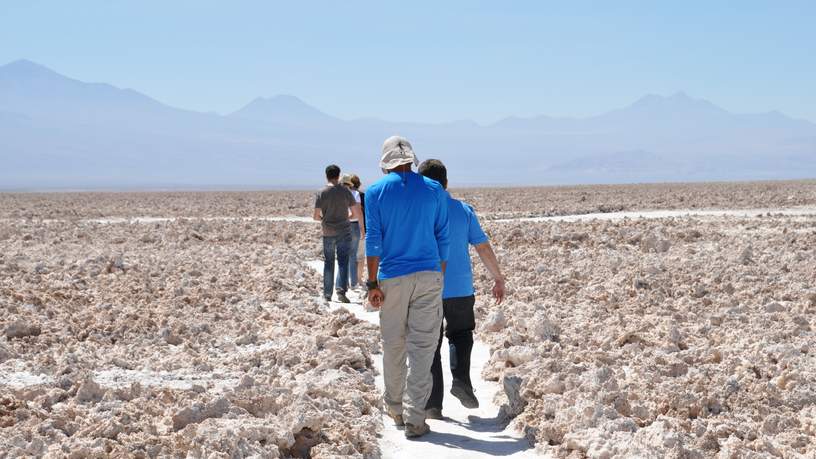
[325,164,341,180]
[418,159,447,189]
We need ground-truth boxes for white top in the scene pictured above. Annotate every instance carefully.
[349,189,361,222]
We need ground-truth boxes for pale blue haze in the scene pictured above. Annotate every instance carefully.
[1,1,814,123]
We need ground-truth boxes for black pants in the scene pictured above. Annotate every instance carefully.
[426,295,475,410]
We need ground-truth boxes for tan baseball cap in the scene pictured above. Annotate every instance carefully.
[380,136,419,171]
[339,174,354,186]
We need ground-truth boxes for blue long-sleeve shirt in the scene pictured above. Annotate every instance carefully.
[365,171,450,280]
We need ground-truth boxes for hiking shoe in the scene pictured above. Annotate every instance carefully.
[425,407,443,420]
[404,422,430,439]
[336,292,351,303]
[323,295,332,303]
[385,407,404,427]
[450,380,479,409]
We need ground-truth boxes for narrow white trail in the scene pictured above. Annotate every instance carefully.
[489,206,816,223]
[6,206,812,226]
[306,260,541,459]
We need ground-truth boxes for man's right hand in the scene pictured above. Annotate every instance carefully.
[368,288,384,309]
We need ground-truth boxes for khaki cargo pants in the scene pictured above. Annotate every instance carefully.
[379,270,443,426]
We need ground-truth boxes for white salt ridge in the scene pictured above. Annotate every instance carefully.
[93,368,241,392]
[307,260,543,459]
[0,360,54,388]
[0,215,316,224]
[0,340,286,393]
[491,206,816,223]
[93,339,288,391]
[5,207,814,226]
[85,215,315,224]
[0,371,54,389]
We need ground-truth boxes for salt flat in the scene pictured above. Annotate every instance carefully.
[1,181,815,457]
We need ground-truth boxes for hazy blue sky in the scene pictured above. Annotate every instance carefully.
[2,1,814,123]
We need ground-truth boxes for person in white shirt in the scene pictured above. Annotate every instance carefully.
[336,174,365,292]
[348,174,367,285]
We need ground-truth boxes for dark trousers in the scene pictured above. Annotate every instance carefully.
[426,295,476,410]
[322,230,351,298]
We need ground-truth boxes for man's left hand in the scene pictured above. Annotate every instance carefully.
[492,278,505,304]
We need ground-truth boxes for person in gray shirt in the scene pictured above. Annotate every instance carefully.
[313,164,363,303]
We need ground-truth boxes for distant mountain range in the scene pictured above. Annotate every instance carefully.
[1,59,814,189]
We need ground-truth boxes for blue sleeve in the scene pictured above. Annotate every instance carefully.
[467,205,488,245]
[365,188,382,257]
[434,188,450,261]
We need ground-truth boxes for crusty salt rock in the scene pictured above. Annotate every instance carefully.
[615,331,645,347]
[662,361,688,378]
[644,264,662,275]
[763,301,785,313]
[483,310,506,332]
[494,345,537,367]
[632,276,649,290]
[552,231,588,242]
[500,374,527,419]
[235,333,257,345]
[541,375,566,395]
[160,327,183,345]
[237,375,255,389]
[75,377,105,403]
[737,245,753,265]
[807,291,816,306]
[0,344,15,363]
[4,320,41,339]
[691,283,708,298]
[172,397,231,431]
[640,232,671,253]
[667,325,682,345]
[531,313,560,342]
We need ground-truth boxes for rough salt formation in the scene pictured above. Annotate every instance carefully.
[457,180,816,220]
[2,182,815,458]
[0,191,310,220]
[475,212,816,458]
[1,180,813,222]
[0,216,381,458]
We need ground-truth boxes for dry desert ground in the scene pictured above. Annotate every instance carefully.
[1,179,815,458]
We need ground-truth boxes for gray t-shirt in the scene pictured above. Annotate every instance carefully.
[315,184,356,236]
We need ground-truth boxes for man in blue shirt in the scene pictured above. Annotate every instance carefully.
[418,159,506,419]
[365,136,450,439]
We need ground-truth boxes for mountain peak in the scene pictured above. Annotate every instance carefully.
[627,91,728,115]
[230,94,337,123]
[0,59,61,79]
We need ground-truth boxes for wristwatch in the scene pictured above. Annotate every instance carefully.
[366,280,379,291]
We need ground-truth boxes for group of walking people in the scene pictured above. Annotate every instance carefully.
[313,135,506,439]
[313,168,366,303]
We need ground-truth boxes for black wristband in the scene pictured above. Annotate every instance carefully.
[366,280,379,290]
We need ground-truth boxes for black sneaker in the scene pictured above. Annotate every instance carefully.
[450,380,479,409]
[323,295,332,303]
[425,407,443,420]
[336,292,351,303]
